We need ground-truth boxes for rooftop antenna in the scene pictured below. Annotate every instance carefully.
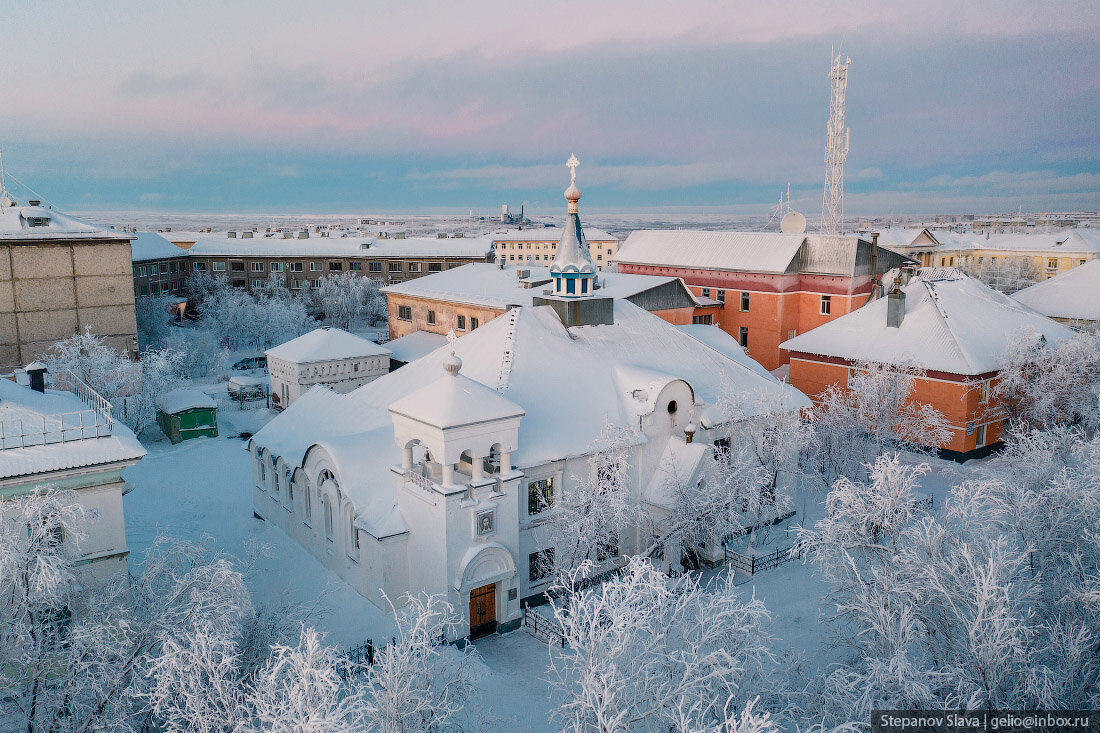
[820,48,850,235]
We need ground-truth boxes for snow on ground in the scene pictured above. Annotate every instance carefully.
[122,434,396,648]
[122,417,985,726]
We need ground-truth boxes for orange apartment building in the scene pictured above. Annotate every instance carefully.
[381,262,712,340]
[613,230,912,371]
[780,268,1076,460]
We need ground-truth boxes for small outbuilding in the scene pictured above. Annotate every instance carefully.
[265,327,392,410]
[155,389,218,444]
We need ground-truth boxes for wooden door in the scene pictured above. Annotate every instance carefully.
[468,583,496,638]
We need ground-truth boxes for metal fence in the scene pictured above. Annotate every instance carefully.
[0,371,114,450]
[523,605,567,648]
[338,630,447,679]
[725,540,806,576]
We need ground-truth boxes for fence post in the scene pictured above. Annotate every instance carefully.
[750,554,755,575]
[367,640,374,667]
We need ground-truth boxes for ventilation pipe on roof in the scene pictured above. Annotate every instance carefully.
[684,423,696,444]
[864,232,882,305]
[886,279,905,328]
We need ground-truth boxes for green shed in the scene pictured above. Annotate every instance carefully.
[156,389,219,444]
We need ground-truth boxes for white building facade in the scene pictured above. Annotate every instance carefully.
[265,327,392,410]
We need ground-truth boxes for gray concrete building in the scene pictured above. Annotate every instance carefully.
[0,198,137,371]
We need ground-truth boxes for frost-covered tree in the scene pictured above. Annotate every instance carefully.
[188,271,313,351]
[136,295,179,349]
[40,329,187,438]
[313,271,386,330]
[808,361,951,483]
[536,424,641,576]
[361,593,479,732]
[797,434,1100,721]
[960,256,1040,294]
[548,557,774,732]
[996,328,1100,431]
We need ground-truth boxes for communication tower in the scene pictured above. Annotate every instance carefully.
[820,50,850,235]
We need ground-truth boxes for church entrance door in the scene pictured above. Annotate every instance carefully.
[469,583,497,639]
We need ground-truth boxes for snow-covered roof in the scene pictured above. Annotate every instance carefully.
[935,229,1100,254]
[265,328,391,364]
[1012,259,1100,322]
[491,227,616,242]
[676,325,774,379]
[615,230,805,273]
[155,388,217,414]
[252,300,808,488]
[0,202,131,242]
[0,379,145,480]
[185,234,492,259]
[616,230,907,277]
[781,268,1076,375]
[131,231,188,262]
[865,228,938,250]
[550,212,596,275]
[644,439,710,511]
[384,331,448,363]
[389,358,525,430]
[381,263,695,310]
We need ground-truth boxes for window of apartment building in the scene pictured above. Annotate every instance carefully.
[291,279,303,290]
[388,262,402,272]
[1047,258,1058,270]
[1081,259,1088,266]
[739,292,749,311]
[397,305,412,320]
[528,477,554,515]
[974,423,987,447]
[349,261,362,271]
[231,262,245,271]
[329,262,342,271]
[251,279,265,289]
[140,285,149,296]
[701,287,711,298]
[788,329,796,340]
[940,257,947,266]
[691,314,712,325]
[150,284,160,295]
[509,254,516,261]
[251,262,265,272]
[193,262,207,272]
[716,289,725,303]
[408,262,422,273]
[470,317,479,330]
[149,264,158,275]
[738,327,748,348]
[978,379,991,404]
[270,262,283,272]
[426,310,436,325]
[212,261,226,271]
[456,315,466,331]
[991,257,997,264]
[288,262,303,272]
[428,262,443,272]
[309,262,322,272]
[597,254,603,261]
[517,243,523,249]
[168,262,177,273]
[232,279,246,288]
[820,295,832,315]
[369,262,382,272]
[529,548,555,582]
[138,266,147,277]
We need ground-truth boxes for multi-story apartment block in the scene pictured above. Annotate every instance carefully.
[130,231,493,300]
[491,228,618,271]
[0,199,138,371]
[932,229,1100,280]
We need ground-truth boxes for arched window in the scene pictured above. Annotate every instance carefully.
[273,465,280,496]
[323,497,334,542]
[286,472,294,504]
[347,507,359,560]
[304,484,312,523]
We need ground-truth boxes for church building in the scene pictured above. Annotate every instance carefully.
[248,159,809,639]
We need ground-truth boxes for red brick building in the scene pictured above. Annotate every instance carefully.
[614,231,911,371]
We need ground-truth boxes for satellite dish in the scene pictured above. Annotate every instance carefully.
[781,210,807,234]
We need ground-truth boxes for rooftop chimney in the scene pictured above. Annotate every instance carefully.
[28,200,41,207]
[886,280,905,328]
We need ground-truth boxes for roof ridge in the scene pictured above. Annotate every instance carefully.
[919,278,980,373]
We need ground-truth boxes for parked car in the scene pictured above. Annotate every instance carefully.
[231,356,267,371]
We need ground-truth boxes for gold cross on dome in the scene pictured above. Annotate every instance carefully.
[566,154,580,185]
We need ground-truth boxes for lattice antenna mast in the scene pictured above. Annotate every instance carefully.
[820,50,850,234]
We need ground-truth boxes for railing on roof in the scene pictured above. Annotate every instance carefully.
[0,371,114,450]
